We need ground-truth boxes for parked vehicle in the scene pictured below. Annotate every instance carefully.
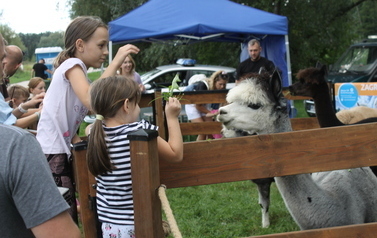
[305,36,377,117]
[141,59,236,93]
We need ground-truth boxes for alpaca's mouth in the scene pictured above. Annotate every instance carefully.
[234,129,258,137]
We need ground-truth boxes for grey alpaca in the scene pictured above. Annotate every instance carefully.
[217,71,377,230]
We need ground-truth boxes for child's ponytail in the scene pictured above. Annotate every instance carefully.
[87,116,113,176]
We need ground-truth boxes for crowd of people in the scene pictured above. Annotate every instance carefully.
[0,14,277,237]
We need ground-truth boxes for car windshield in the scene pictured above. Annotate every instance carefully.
[141,69,161,82]
[331,45,377,74]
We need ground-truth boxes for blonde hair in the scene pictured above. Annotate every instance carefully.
[28,77,44,93]
[87,76,141,176]
[119,55,136,75]
[207,70,229,90]
[54,16,107,68]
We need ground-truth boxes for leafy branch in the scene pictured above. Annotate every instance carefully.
[149,73,184,105]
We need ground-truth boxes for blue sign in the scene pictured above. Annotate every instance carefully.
[337,83,358,108]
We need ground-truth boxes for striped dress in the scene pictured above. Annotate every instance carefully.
[96,120,157,225]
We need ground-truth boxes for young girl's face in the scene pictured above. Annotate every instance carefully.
[121,57,133,74]
[12,96,28,108]
[30,81,46,95]
[80,27,109,69]
[215,79,227,90]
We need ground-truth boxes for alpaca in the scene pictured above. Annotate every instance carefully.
[219,72,279,228]
[217,71,377,230]
[289,65,377,175]
[336,106,377,124]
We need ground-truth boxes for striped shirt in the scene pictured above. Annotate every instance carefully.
[96,120,157,225]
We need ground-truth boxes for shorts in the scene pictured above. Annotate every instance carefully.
[46,153,77,223]
[102,223,135,238]
[185,104,210,120]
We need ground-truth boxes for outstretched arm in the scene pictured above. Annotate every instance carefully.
[101,44,140,79]
[157,97,183,163]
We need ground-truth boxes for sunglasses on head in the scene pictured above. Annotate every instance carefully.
[218,71,229,80]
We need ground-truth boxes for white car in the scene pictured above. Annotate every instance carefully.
[141,59,236,93]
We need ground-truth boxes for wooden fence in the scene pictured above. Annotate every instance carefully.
[72,89,377,237]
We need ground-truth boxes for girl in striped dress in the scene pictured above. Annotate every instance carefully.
[87,75,183,237]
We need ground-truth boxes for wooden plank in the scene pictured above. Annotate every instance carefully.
[177,90,228,105]
[160,122,377,188]
[72,141,97,238]
[140,93,154,108]
[129,130,164,238]
[291,117,319,130]
[180,121,222,135]
[249,222,377,238]
[179,118,320,136]
[282,89,312,100]
[154,91,166,139]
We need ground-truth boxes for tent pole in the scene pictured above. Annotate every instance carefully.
[284,35,292,85]
[109,41,113,64]
[285,34,296,117]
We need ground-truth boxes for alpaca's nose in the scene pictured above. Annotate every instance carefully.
[219,109,227,115]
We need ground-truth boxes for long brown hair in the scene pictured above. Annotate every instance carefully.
[87,75,141,176]
[54,16,107,68]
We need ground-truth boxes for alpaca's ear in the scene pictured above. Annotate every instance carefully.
[319,64,328,78]
[259,67,267,74]
[270,69,282,97]
[315,61,323,68]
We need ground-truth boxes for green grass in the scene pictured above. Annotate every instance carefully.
[294,99,308,118]
[164,182,299,237]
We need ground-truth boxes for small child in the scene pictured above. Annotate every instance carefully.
[87,75,183,238]
[7,84,30,109]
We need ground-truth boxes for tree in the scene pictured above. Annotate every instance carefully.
[38,32,64,48]
[0,25,26,51]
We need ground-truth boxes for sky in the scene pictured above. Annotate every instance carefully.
[1,0,71,34]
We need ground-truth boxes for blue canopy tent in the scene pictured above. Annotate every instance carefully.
[108,0,291,87]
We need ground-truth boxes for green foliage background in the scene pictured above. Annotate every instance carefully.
[2,0,376,79]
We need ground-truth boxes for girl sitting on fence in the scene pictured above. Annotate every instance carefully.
[86,75,183,238]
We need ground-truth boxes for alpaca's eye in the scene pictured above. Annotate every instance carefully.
[248,103,261,110]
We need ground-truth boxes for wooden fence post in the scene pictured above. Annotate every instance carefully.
[128,129,164,238]
[72,141,99,238]
[154,90,166,139]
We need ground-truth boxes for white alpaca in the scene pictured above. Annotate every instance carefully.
[217,72,377,230]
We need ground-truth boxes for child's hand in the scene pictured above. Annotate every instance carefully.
[24,93,45,109]
[113,44,140,63]
[165,97,181,119]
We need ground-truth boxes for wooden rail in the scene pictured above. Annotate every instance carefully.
[72,90,377,238]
